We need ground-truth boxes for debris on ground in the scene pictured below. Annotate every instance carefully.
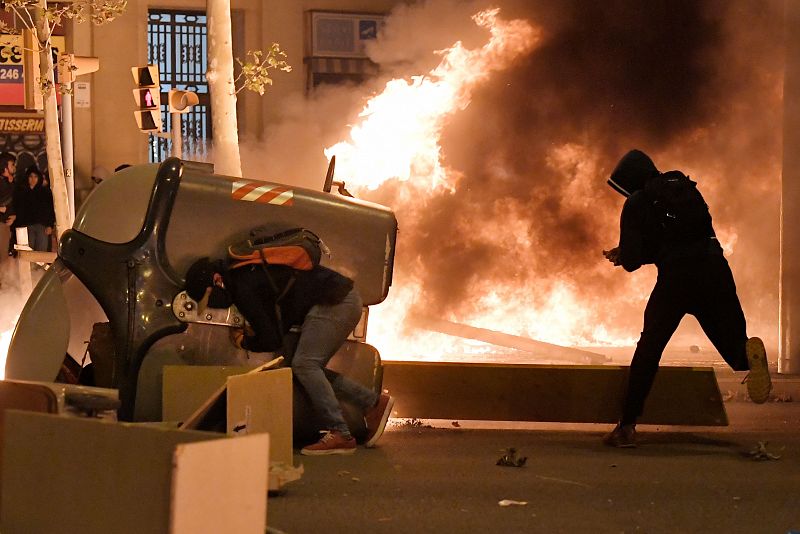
[535,474,592,488]
[743,441,782,461]
[496,447,527,467]
[392,417,432,428]
[498,499,528,507]
[452,420,461,427]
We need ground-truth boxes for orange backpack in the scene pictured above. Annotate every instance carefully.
[227,227,325,271]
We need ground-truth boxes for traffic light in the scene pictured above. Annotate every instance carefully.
[57,54,99,85]
[131,65,162,132]
[168,89,199,114]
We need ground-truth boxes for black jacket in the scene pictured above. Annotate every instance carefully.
[617,177,720,272]
[227,264,354,352]
[0,178,14,223]
[13,180,55,228]
[610,150,720,272]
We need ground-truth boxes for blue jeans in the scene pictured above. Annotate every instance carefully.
[24,224,49,252]
[291,288,378,437]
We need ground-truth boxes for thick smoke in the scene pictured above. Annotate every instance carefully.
[242,0,784,354]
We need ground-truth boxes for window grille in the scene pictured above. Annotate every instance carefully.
[147,10,211,162]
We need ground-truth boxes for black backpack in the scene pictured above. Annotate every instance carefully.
[644,170,712,243]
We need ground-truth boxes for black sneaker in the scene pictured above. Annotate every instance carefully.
[603,423,637,448]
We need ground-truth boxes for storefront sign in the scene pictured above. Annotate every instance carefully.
[0,35,66,106]
[0,114,45,133]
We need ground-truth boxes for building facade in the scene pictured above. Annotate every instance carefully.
[0,0,400,205]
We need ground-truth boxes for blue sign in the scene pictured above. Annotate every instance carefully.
[0,65,22,84]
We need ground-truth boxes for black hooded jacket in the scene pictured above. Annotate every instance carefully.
[13,173,55,228]
[225,264,354,353]
[0,176,14,223]
[609,150,720,272]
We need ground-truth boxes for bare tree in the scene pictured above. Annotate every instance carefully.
[205,0,290,178]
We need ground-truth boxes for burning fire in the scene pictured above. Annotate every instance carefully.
[324,8,747,362]
[325,8,539,193]
[324,9,643,361]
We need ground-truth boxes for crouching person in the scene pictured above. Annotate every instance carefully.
[184,257,395,455]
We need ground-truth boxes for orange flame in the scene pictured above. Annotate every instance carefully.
[325,8,539,192]
[324,9,741,362]
[324,9,629,361]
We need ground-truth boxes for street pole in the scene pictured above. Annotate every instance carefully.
[171,112,182,159]
[61,87,75,222]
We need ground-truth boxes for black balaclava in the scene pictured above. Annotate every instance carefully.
[607,149,660,197]
[185,257,231,308]
[207,285,233,309]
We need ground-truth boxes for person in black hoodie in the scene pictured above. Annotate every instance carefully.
[0,153,17,262]
[602,149,771,447]
[13,166,55,252]
[184,256,395,456]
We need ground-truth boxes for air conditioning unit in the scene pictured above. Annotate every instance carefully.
[309,11,384,59]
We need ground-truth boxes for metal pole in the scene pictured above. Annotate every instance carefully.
[171,112,182,159]
[780,0,800,375]
[61,87,75,223]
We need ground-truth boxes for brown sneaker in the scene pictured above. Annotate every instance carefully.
[743,337,771,404]
[364,394,395,448]
[603,423,637,448]
[300,430,356,456]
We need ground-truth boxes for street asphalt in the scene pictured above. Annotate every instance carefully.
[268,401,800,534]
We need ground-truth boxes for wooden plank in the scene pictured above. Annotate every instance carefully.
[382,361,728,426]
[16,250,57,264]
[417,318,608,364]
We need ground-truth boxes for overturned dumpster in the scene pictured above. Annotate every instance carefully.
[6,158,398,434]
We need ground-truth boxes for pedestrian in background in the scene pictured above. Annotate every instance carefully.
[13,166,55,252]
[0,153,17,284]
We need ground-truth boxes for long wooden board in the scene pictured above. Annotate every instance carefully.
[382,361,728,426]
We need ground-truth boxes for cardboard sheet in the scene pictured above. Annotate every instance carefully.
[1,411,270,534]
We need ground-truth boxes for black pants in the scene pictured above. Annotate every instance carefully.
[621,253,749,424]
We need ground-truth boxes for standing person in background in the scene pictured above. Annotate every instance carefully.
[602,149,771,448]
[13,166,55,252]
[0,153,17,283]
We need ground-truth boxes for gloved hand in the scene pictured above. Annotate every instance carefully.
[230,327,245,350]
[603,247,621,266]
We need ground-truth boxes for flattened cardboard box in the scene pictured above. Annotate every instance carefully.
[1,410,269,534]
[162,365,250,424]
[227,369,293,466]
[163,365,295,473]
